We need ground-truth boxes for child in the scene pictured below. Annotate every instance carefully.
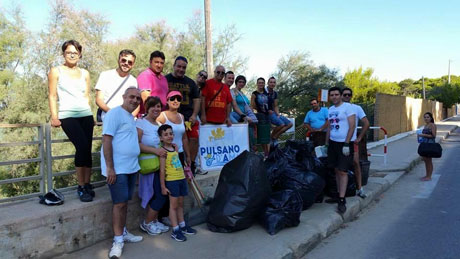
[158,124,197,242]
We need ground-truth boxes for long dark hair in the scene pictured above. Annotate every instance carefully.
[424,112,434,123]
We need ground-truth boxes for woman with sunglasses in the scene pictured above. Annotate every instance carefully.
[137,96,170,235]
[157,91,191,167]
[48,40,94,202]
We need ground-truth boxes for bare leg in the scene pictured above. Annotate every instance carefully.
[145,208,159,223]
[189,138,199,165]
[169,196,179,227]
[177,196,185,223]
[112,202,128,236]
[335,169,348,198]
[84,166,92,184]
[353,152,362,190]
[76,166,85,186]
[271,125,284,140]
[272,124,293,139]
[421,157,433,181]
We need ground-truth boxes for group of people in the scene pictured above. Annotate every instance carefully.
[47,39,294,258]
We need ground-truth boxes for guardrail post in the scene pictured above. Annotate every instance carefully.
[45,123,53,191]
[38,124,45,195]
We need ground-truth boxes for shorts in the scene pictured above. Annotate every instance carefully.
[269,114,292,126]
[165,179,188,198]
[327,140,354,172]
[186,120,200,139]
[108,173,137,204]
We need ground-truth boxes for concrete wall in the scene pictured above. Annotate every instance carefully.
[373,93,448,140]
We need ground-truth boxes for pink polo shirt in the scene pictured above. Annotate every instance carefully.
[137,68,169,114]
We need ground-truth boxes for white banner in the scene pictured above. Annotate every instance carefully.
[199,124,249,171]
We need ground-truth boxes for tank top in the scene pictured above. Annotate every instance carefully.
[56,66,92,119]
[161,112,185,152]
[252,90,269,114]
[163,146,185,181]
[421,127,435,143]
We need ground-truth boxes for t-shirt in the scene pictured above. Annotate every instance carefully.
[135,118,161,149]
[95,69,138,120]
[164,148,185,181]
[304,107,329,130]
[202,78,233,123]
[252,90,269,114]
[137,68,169,114]
[231,88,250,113]
[101,106,140,176]
[165,73,200,121]
[350,104,366,141]
[328,102,355,142]
[267,89,278,112]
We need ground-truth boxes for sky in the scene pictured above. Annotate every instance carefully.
[3,0,460,82]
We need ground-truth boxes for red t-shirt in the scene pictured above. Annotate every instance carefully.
[202,79,233,123]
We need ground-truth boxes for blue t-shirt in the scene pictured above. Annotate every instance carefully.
[101,106,140,176]
[304,107,328,130]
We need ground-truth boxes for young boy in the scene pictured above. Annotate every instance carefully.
[158,124,197,242]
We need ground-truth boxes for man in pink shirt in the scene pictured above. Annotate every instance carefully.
[137,51,168,115]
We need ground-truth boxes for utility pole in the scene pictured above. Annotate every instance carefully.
[422,76,425,99]
[204,0,213,77]
[448,59,452,84]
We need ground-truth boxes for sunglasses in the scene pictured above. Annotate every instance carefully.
[215,71,225,75]
[199,73,208,79]
[120,58,134,66]
[343,93,352,97]
[169,96,182,102]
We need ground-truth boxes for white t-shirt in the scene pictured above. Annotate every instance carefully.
[136,118,161,149]
[328,102,356,142]
[95,69,138,120]
[101,106,140,176]
[350,104,366,141]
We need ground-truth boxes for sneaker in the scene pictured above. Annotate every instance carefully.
[180,225,197,235]
[84,183,95,198]
[195,168,208,175]
[154,221,170,233]
[140,221,162,236]
[108,241,123,259]
[171,228,187,242]
[123,230,143,243]
[337,199,347,214]
[357,188,367,199]
[77,186,93,202]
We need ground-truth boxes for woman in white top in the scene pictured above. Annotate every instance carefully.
[48,40,94,202]
[136,96,170,235]
[156,91,191,167]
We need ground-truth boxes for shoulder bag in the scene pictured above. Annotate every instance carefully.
[97,74,130,122]
[417,142,442,158]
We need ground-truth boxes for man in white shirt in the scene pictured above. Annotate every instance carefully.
[326,87,356,214]
[342,87,370,199]
[95,49,139,121]
[102,87,143,258]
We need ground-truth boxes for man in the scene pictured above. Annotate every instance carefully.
[303,98,329,146]
[102,87,143,258]
[326,87,356,214]
[96,49,138,121]
[137,50,168,115]
[224,71,247,123]
[165,56,201,174]
[200,65,232,127]
[266,77,293,145]
[342,87,370,198]
[196,70,208,90]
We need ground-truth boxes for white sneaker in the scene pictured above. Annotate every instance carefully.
[357,188,367,199]
[109,241,123,259]
[154,221,170,233]
[140,221,161,235]
[123,230,143,243]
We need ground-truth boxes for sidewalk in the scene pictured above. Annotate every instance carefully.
[51,116,460,259]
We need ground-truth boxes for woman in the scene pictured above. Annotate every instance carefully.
[157,91,191,167]
[418,112,437,181]
[48,40,94,202]
[251,77,271,158]
[137,96,170,235]
[230,75,258,149]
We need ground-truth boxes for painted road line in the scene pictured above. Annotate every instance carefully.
[413,174,440,199]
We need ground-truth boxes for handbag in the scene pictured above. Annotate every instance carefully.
[138,153,160,174]
[417,142,442,158]
[96,75,130,122]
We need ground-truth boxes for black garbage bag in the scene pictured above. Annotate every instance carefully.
[207,151,271,233]
[262,189,303,235]
[284,140,316,171]
[265,146,289,189]
[324,168,356,198]
[280,165,326,210]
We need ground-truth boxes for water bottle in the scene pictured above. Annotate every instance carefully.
[416,129,423,143]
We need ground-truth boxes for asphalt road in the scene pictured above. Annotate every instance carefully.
[306,130,460,259]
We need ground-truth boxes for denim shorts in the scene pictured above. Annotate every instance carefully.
[107,173,137,204]
[165,179,188,197]
[269,114,292,126]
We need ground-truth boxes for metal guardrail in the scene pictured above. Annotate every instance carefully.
[0,123,104,203]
